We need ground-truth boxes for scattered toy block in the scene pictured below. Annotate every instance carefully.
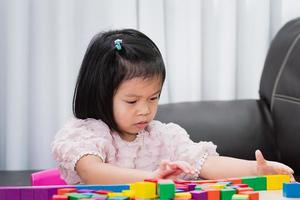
[232,194,249,199]
[134,181,156,199]
[283,182,300,198]
[266,175,290,190]
[220,188,236,200]
[239,191,259,200]
[175,192,192,199]
[190,190,208,200]
[52,194,68,200]
[203,188,220,200]
[158,182,175,199]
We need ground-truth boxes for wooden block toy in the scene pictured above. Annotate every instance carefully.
[122,189,135,199]
[57,188,77,195]
[76,184,130,192]
[239,191,259,200]
[203,188,220,200]
[134,181,156,199]
[108,196,129,200]
[283,182,300,198]
[236,187,254,194]
[158,182,175,199]
[190,190,208,200]
[187,183,197,191]
[220,188,236,200]
[175,192,192,199]
[67,192,93,200]
[208,183,226,189]
[242,176,266,191]
[108,192,123,198]
[233,183,248,188]
[226,178,242,184]
[266,175,290,190]
[232,194,249,199]
[52,194,68,200]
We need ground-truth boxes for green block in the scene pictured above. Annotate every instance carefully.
[241,176,257,189]
[108,197,129,200]
[67,192,92,200]
[158,182,175,199]
[195,185,203,190]
[254,176,267,191]
[220,188,236,200]
[232,194,248,200]
[242,176,266,191]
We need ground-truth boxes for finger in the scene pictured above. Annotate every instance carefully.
[290,175,296,182]
[173,161,195,174]
[255,149,267,165]
[159,160,170,171]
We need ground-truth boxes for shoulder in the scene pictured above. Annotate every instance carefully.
[147,120,190,139]
[54,118,112,141]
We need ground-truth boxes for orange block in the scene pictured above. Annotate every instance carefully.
[239,191,259,200]
[57,188,76,195]
[203,188,220,200]
[237,187,254,194]
[226,178,242,184]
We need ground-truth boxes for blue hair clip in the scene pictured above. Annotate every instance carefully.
[114,39,123,51]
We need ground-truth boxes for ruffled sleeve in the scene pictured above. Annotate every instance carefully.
[158,121,219,179]
[51,118,113,184]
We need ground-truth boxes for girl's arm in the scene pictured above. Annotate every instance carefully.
[76,155,195,184]
[200,150,294,180]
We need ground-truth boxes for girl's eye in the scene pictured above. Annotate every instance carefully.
[126,100,137,104]
[150,96,158,101]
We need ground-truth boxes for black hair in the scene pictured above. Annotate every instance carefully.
[73,29,166,131]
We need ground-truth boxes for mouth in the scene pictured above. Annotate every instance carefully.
[135,121,148,129]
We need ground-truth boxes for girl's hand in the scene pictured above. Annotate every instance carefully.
[152,160,196,180]
[255,149,295,181]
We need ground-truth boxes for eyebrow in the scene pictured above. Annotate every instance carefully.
[125,90,161,98]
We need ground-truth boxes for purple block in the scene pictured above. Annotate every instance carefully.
[0,188,21,200]
[190,190,207,200]
[21,189,34,200]
[187,183,197,191]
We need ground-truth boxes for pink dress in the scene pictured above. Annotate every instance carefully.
[51,118,218,184]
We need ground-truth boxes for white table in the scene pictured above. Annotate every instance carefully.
[260,190,300,200]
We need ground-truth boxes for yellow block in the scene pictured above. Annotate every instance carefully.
[266,175,290,190]
[108,192,123,198]
[175,192,192,199]
[122,190,135,199]
[208,184,225,189]
[134,181,156,198]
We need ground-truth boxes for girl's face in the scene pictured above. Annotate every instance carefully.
[113,76,162,141]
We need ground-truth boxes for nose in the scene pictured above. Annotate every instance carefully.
[137,102,151,116]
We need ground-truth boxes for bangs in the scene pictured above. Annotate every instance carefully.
[117,56,165,82]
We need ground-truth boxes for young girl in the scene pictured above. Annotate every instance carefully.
[52,29,294,185]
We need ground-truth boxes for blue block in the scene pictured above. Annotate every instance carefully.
[76,184,130,192]
[283,182,300,198]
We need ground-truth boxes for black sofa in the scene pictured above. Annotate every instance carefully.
[156,17,300,179]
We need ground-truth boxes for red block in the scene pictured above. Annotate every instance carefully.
[233,183,248,188]
[52,194,68,200]
[95,190,112,195]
